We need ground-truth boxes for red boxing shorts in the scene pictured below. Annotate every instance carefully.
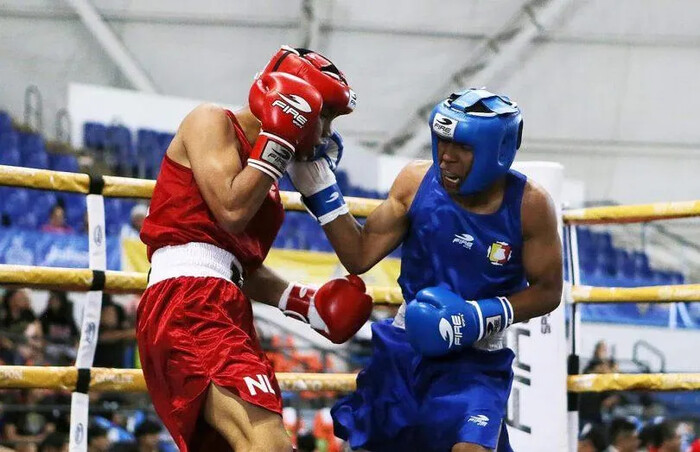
[136,276,282,451]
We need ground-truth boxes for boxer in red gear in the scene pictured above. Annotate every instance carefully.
[136,46,369,452]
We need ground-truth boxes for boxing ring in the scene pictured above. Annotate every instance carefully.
[0,164,699,451]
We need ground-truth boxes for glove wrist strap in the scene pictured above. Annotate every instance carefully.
[302,183,348,225]
[278,282,315,323]
[468,296,514,341]
[248,132,295,180]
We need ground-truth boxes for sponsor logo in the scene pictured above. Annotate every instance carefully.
[84,321,97,345]
[485,315,503,336]
[326,192,340,203]
[244,374,276,396]
[468,414,489,427]
[347,89,357,111]
[487,241,512,266]
[93,225,103,246]
[0,368,24,381]
[272,94,311,128]
[74,422,85,444]
[439,313,465,348]
[452,233,474,250]
[432,113,457,139]
[261,141,293,168]
[278,93,312,112]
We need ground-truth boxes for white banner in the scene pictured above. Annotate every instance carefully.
[70,193,107,452]
[506,162,568,451]
[68,392,89,452]
[87,194,106,271]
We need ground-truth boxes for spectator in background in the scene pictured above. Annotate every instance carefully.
[1,288,36,333]
[120,204,148,240]
[655,420,682,452]
[578,422,607,452]
[296,432,317,452]
[93,295,134,369]
[640,419,683,452]
[38,432,68,452]
[605,417,639,452]
[593,340,609,363]
[39,291,78,364]
[133,419,161,452]
[1,389,57,447]
[16,321,48,366]
[579,359,623,425]
[41,205,73,234]
[87,425,111,452]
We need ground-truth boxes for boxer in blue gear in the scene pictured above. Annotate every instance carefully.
[287,88,563,451]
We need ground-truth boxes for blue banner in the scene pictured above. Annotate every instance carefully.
[0,227,121,270]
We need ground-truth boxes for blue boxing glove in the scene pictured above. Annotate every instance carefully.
[405,286,514,357]
[287,131,349,225]
[312,130,344,171]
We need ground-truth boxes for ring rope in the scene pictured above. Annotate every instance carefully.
[567,373,700,393]
[2,165,698,223]
[571,284,700,303]
[1,366,698,393]
[2,264,698,303]
[563,200,700,224]
[0,165,381,216]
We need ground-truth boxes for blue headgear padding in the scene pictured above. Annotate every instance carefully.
[429,88,523,194]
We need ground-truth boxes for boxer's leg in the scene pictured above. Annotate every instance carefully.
[203,383,292,452]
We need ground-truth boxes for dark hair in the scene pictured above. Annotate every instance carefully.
[579,422,607,451]
[639,419,676,448]
[583,358,605,374]
[39,432,68,451]
[297,432,316,452]
[134,419,161,438]
[656,420,677,446]
[88,424,108,442]
[49,203,65,216]
[608,417,637,444]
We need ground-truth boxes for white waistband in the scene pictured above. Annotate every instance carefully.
[148,243,243,288]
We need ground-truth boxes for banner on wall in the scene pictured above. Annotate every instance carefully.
[0,228,121,270]
[121,238,402,289]
[507,162,568,451]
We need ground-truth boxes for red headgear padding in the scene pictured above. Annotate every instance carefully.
[256,46,356,115]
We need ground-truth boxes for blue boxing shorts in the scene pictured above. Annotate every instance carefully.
[332,319,515,452]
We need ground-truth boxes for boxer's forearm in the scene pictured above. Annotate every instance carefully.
[508,281,562,323]
[242,264,290,307]
[322,205,407,274]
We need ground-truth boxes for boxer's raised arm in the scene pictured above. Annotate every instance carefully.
[181,104,275,234]
[321,161,427,274]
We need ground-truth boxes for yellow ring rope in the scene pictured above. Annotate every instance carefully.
[571,284,700,303]
[0,165,381,216]
[2,165,699,223]
[1,366,698,393]
[2,264,699,303]
[563,200,700,224]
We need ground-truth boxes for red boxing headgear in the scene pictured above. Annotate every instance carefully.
[256,46,356,115]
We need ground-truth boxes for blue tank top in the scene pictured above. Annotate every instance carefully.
[398,166,528,302]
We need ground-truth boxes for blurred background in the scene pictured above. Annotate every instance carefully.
[0,1,699,451]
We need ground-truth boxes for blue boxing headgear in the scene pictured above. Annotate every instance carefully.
[429,88,523,194]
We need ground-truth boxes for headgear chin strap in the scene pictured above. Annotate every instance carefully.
[429,88,523,195]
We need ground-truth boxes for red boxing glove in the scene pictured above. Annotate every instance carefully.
[278,275,373,344]
[248,72,323,180]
